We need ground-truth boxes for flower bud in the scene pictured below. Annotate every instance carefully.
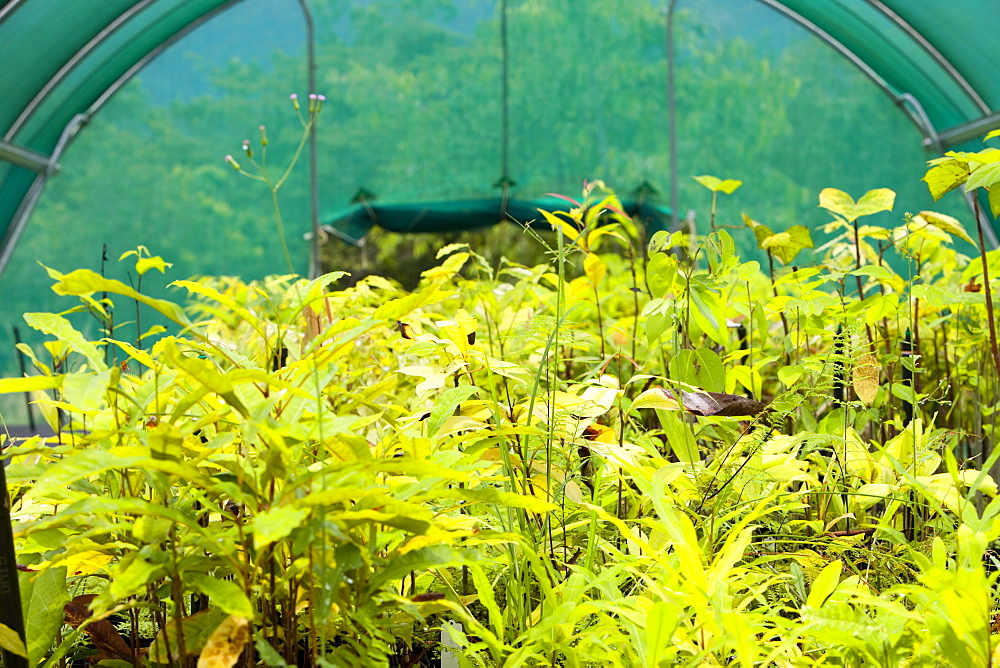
[289,93,300,110]
[259,125,268,146]
[225,155,240,170]
[308,93,317,113]
[242,140,253,158]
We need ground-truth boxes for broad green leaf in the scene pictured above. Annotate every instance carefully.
[818,188,855,218]
[0,623,27,658]
[253,505,310,549]
[19,566,68,666]
[23,312,106,370]
[850,265,893,280]
[689,283,728,347]
[914,210,974,244]
[864,293,897,325]
[819,188,895,221]
[254,638,290,667]
[62,368,111,412]
[760,225,813,265]
[24,447,148,501]
[856,188,896,215]
[965,161,1000,192]
[427,385,480,436]
[642,600,682,665]
[694,347,726,393]
[806,560,843,608]
[646,253,677,299]
[986,129,1000,141]
[45,267,189,326]
[109,554,167,600]
[373,283,454,321]
[0,375,63,394]
[990,186,1000,219]
[923,162,969,200]
[195,577,253,618]
[162,339,248,417]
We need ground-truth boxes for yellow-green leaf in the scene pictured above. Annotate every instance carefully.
[694,175,742,194]
[629,388,682,412]
[196,577,253,618]
[806,560,843,608]
[966,161,1000,192]
[0,623,28,658]
[253,505,310,549]
[913,210,974,244]
[584,252,606,287]
[923,161,969,200]
[0,375,64,394]
[46,267,189,326]
[819,188,895,221]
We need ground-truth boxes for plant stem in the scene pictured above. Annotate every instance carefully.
[974,194,1000,380]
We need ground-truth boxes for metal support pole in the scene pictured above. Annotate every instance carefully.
[299,0,321,279]
[666,0,680,233]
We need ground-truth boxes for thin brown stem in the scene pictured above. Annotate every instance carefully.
[974,195,1000,380]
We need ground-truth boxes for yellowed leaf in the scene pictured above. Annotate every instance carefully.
[852,354,880,406]
[197,615,250,668]
[584,252,606,287]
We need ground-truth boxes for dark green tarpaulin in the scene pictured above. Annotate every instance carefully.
[326,197,672,243]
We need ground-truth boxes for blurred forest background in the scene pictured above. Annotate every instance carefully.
[0,0,968,424]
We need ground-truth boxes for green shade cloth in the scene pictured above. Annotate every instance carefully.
[1,0,999,273]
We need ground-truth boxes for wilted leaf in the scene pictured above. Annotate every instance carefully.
[197,615,250,668]
[853,354,880,406]
[680,391,768,417]
[63,600,133,662]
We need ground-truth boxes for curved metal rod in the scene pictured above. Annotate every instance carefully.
[865,0,989,115]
